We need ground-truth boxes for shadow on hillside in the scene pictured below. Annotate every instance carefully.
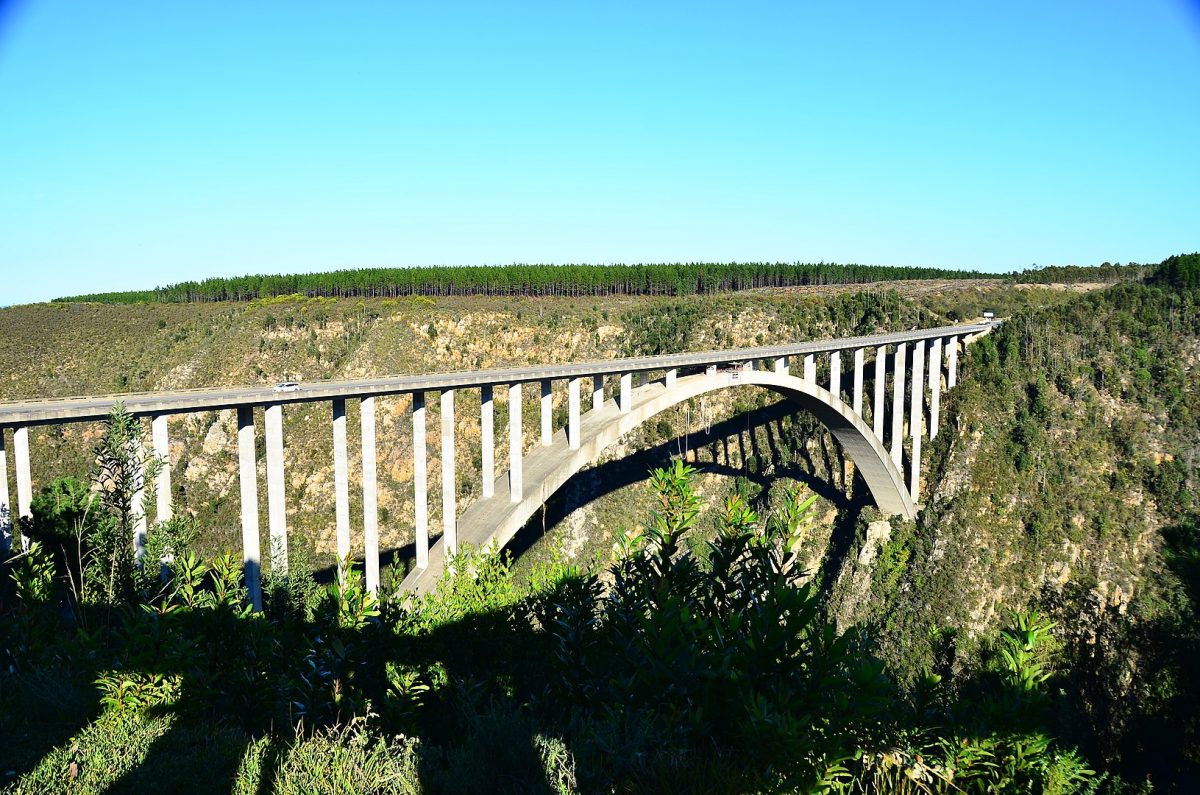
[1,569,578,794]
[0,396,872,793]
[311,543,417,586]
[1061,519,1200,789]
[0,401,882,790]
[0,486,1114,792]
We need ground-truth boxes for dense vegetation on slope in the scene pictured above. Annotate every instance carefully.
[2,449,1104,793]
[51,261,990,303]
[831,258,1200,785]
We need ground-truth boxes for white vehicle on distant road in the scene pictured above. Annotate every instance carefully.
[273,381,301,393]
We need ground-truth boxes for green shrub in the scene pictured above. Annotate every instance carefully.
[0,461,1115,792]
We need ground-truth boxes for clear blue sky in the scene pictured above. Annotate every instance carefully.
[1,1,1197,305]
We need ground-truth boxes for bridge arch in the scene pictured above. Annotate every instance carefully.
[403,369,913,593]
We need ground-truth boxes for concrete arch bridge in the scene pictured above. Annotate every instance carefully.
[0,322,994,606]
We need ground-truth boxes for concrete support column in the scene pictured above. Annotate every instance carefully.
[480,386,494,498]
[928,338,943,440]
[890,343,907,468]
[909,341,925,502]
[0,429,10,552]
[328,401,348,569]
[829,351,841,399]
[592,375,604,411]
[852,348,865,416]
[412,393,428,570]
[947,335,959,389]
[132,431,148,563]
[235,407,262,612]
[568,377,581,450]
[508,384,523,503]
[151,414,172,524]
[361,396,379,594]
[266,403,289,574]
[873,346,886,440]
[774,357,787,375]
[803,354,816,383]
[13,426,31,550]
[440,389,457,556]
[665,368,677,388]
[619,373,632,412]
[540,379,553,446]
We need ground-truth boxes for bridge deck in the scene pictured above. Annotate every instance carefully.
[0,322,992,425]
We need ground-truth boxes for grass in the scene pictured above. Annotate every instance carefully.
[6,709,427,795]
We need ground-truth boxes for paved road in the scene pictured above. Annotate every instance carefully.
[0,322,993,425]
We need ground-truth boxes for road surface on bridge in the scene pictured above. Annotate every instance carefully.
[0,322,992,425]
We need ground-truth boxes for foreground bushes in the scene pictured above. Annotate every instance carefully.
[2,459,1118,792]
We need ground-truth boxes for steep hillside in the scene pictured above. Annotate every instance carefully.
[827,274,1200,781]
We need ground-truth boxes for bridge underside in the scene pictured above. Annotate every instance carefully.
[401,369,913,594]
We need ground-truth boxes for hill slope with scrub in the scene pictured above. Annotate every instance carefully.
[830,256,1200,783]
[2,258,1198,789]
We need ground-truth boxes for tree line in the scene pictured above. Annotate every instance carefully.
[1155,252,1200,290]
[52,256,1178,305]
[1010,261,1153,284]
[53,261,987,304]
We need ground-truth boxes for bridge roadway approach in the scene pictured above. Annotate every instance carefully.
[0,321,993,607]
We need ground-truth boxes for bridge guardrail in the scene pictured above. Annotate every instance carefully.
[0,322,993,425]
